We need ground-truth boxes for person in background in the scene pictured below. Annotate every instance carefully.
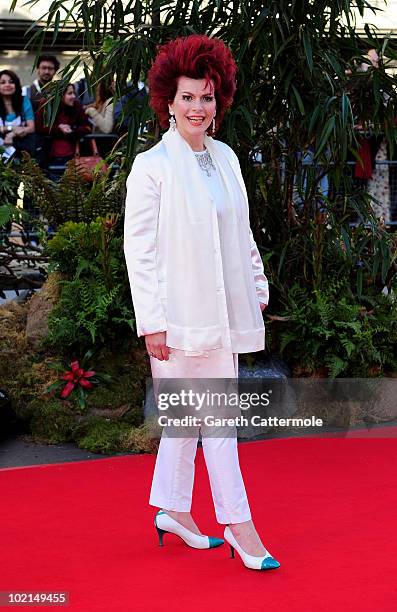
[360,50,390,223]
[85,78,114,134]
[36,83,91,178]
[351,49,391,223]
[0,70,35,161]
[74,77,95,106]
[24,54,60,113]
[114,81,147,134]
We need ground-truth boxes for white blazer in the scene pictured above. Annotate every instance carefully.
[124,128,269,353]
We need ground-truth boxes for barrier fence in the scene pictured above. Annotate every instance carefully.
[2,150,397,244]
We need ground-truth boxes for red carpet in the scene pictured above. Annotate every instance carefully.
[1,428,397,611]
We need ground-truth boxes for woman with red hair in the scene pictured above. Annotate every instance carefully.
[124,34,280,571]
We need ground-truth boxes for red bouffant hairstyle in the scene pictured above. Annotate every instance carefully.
[148,34,237,130]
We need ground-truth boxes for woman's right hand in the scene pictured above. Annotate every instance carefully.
[59,124,73,134]
[12,126,26,137]
[145,332,170,361]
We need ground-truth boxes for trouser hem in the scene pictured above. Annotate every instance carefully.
[149,498,192,512]
[216,511,252,525]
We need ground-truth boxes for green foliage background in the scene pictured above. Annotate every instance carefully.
[45,216,134,352]
[8,0,397,375]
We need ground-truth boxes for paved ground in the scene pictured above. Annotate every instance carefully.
[1,419,396,469]
[0,435,130,469]
[0,289,36,306]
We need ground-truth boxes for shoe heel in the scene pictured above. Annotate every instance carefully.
[229,544,235,559]
[156,526,167,546]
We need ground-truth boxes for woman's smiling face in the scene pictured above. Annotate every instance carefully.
[63,84,76,106]
[168,76,216,148]
[0,74,16,97]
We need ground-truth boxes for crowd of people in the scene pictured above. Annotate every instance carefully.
[1,50,395,222]
[0,54,147,178]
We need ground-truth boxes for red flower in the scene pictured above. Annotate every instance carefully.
[60,360,96,398]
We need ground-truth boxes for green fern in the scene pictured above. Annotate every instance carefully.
[15,153,126,227]
[45,216,134,355]
[325,355,347,378]
[276,282,397,377]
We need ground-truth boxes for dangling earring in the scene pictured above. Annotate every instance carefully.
[211,113,216,135]
[169,112,176,131]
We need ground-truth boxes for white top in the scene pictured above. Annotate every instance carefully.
[124,129,269,355]
[185,150,226,356]
[85,99,114,133]
[188,149,252,357]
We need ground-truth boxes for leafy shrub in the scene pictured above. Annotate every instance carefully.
[271,280,397,377]
[45,216,134,354]
[18,153,127,227]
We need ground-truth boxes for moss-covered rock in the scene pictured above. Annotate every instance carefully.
[25,273,61,350]
[28,397,76,443]
[74,417,133,454]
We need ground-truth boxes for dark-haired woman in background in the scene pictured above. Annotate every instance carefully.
[84,77,115,157]
[0,70,35,161]
[36,83,91,177]
[85,78,114,134]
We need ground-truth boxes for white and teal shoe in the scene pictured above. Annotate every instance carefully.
[154,510,224,549]
[224,525,280,570]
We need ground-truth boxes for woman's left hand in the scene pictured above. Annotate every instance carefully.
[12,126,26,137]
[4,132,14,144]
[260,303,267,312]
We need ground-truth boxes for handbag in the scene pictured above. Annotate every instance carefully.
[73,138,108,181]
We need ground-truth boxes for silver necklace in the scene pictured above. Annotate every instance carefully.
[194,149,215,177]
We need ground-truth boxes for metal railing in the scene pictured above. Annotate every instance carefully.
[4,154,397,240]
[2,134,122,237]
[46,133,120,181]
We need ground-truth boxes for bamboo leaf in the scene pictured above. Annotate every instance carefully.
[302,30,313,74]
[381,257,389,284]
[52,10,61,45]
[278,241,289,277]
[341,92,348,129]
[314,116,335,158]
[291,84,305,116]
[308,105,321,136]
[341,227,352,257]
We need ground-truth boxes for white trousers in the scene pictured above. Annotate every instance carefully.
[148,347,252,524]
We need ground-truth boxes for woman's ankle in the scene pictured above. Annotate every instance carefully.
[229,519,253,533]
[163,509,190,518]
